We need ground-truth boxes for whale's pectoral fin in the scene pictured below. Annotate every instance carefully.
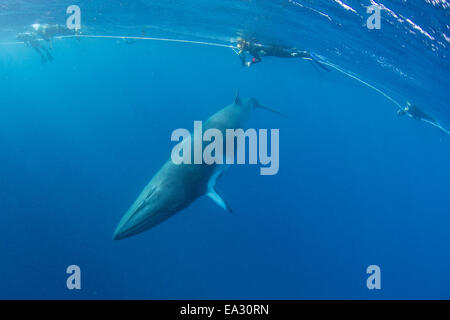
[207,190,232,213]
[206,167,232,213]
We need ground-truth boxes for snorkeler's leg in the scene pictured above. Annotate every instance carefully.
[292,50,311,58]
[33,47,46,64]
[247,55,261,67]
[290,48,330,71]
[239,52,246,67]
[43,46,54,61]
[46,51,54,61]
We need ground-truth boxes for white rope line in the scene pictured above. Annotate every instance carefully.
[231,47,241,56]
[60,34,238,49]
[0,34,238,49]
[319,60,403,109]
[0,41,23,45]
[1,33,447,134]
[421,119,450,134]
[317,59,449,134]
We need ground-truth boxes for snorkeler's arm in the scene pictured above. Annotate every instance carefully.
[238,50,246,66]
[32,47,46,64]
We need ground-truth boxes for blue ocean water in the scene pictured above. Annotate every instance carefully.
[0,0,449,299]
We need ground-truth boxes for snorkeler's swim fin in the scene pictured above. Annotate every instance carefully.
[310,55,330,72]
[46,52,54,62]
[307,53,330,72]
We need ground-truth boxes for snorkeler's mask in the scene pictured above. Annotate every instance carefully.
[236,37,247,50]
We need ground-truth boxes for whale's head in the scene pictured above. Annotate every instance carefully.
[113,184,176,240]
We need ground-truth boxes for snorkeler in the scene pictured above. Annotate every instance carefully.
[397,102,437,123]
[124,38,137,45]
[16,32,53,64]
[397,102,449,134]
[236,37,329,71]
[122,30,147,45]
[33,24,79,48]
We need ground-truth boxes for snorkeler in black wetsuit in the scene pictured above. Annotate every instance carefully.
[16,32,53,64]
[397,102,449,134]
[236,37,329,71]
[33,24,79,48]
[397,102,436,123]
[122,30,147,45]
[17,24,79,63]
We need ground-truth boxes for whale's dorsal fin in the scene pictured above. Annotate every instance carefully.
[206,168,232,213]
[234,90,242,106]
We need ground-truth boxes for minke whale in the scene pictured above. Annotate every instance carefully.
[113,92,282,240]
